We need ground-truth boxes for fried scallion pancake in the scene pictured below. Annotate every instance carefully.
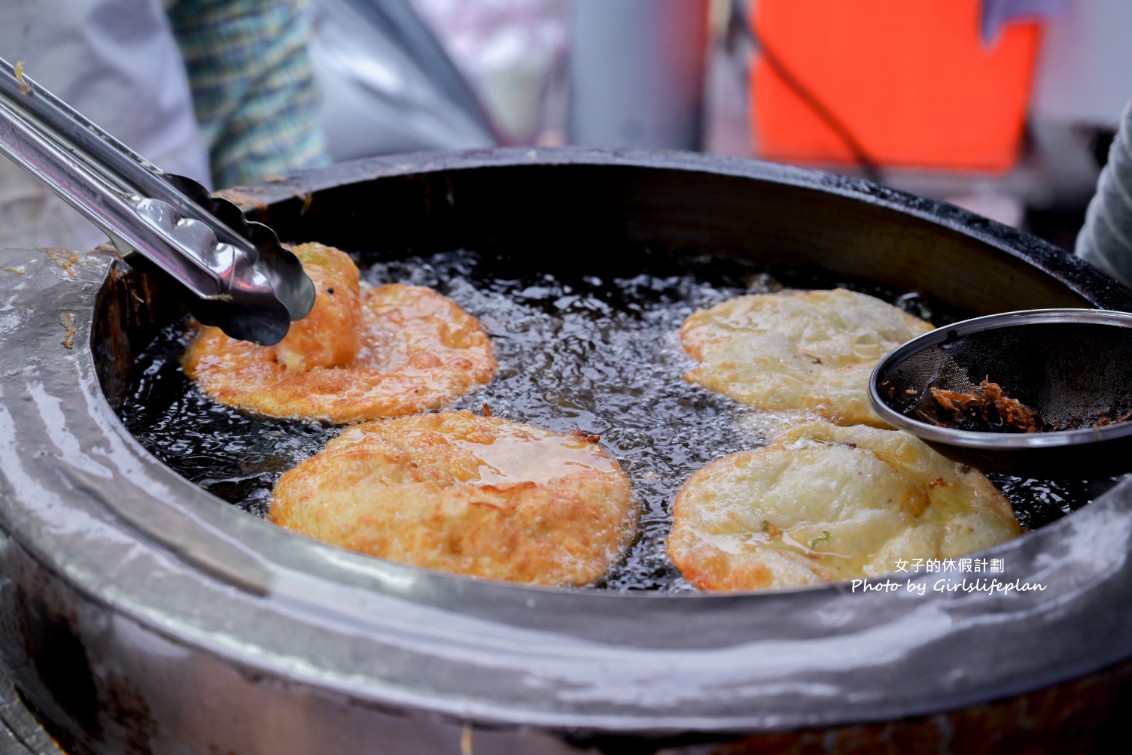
[182,242,496,423]
[679,288,934,427]
[269,411,638,586]
[666,420,1023,591]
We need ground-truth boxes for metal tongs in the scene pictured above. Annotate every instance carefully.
[0,57,315,345]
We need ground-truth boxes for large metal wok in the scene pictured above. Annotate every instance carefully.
[3,149,1132,754]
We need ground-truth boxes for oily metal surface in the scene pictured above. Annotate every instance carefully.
[4,150,1132,752]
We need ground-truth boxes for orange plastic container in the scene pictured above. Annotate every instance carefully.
[749,0,1042,173]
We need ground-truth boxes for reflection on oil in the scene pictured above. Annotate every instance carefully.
[119,246,1120,591]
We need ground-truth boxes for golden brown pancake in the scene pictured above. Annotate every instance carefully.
[666,420,1023,591]
[269,411,638,586]
[182,242,496,423]
[679,288,934,427]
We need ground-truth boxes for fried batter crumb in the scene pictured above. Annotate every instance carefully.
[930,380,1039,432]
[14,60,29,94]
[60,312,79,349]
[41,248,79,277]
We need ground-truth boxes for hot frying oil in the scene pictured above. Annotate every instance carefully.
[120,247,1118,591]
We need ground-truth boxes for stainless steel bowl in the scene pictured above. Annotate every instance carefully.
[870,308,1132,478]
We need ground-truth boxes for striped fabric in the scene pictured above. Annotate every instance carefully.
[165,0,330,187]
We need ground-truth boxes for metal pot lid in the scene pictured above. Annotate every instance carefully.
[3,150,1132,738]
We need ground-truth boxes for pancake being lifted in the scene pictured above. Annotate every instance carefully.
[666,420,1023,591]
[269,411,638,586]
[679,288,933,427]
[183,242,496,423]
